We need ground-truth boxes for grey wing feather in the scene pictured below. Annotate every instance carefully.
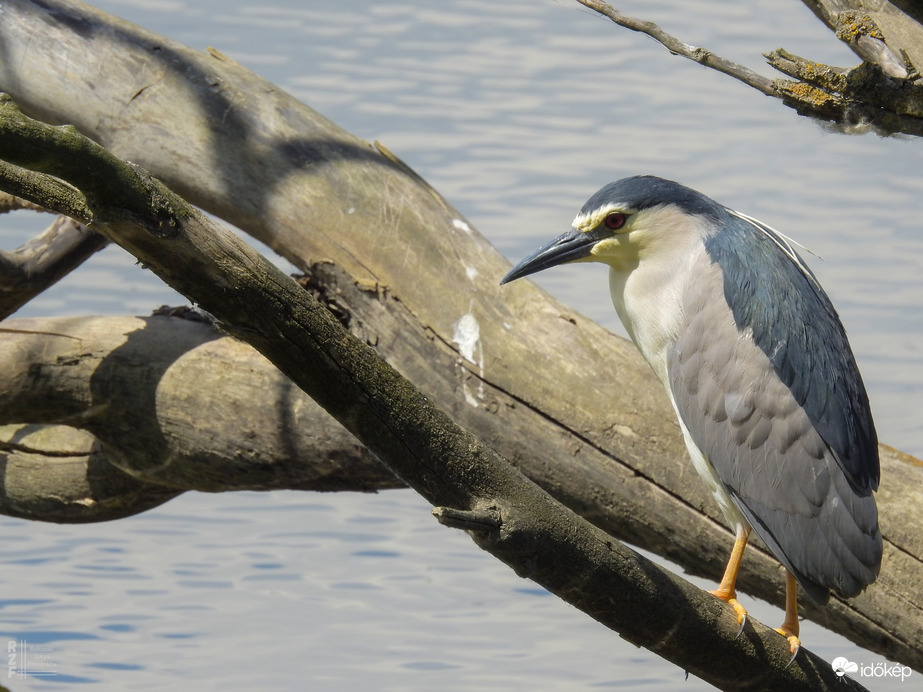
[705,211,879,492]
[668,257,881,602]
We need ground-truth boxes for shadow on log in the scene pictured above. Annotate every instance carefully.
[0,423,180,522]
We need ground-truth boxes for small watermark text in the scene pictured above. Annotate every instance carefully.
[832,656,912,683]
[7,639,58,679]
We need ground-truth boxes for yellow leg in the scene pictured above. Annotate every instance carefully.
[710,525,751,631]
[775,570,801,660]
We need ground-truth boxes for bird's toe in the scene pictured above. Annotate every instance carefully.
[710,589,748,636]
[774,626,801,667]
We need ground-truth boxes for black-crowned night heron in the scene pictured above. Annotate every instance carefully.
[500,176,881,657]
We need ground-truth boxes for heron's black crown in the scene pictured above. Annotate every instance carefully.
[580,175,725,219]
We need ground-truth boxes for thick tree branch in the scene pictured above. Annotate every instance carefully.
[802,0,923,78]
[0,214,106,320]
[0,313,399,505]
[574,0,778,96]
[0,191,43,213]
[0,423,180,523]
[0,94,866,691]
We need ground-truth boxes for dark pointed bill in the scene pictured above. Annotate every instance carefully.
[500,229,598,285]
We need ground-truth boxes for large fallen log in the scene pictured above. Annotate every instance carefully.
[0,0,920,672]
[0,97,866,690]
[0,313,396,505]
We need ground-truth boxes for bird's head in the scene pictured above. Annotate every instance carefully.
[500,175,722,284]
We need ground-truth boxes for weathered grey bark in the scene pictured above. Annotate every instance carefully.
[0,214,106,320]
[802,0,923,78]
[0,423,180,522]
[0,313,399,501]
[0,96,867,691]
[0,0,920,675]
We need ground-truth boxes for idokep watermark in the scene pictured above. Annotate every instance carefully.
[7,639,58,679]
[832,656,912,683]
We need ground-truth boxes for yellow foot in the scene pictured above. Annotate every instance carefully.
[774,627,801,667]
[710,589,748,637]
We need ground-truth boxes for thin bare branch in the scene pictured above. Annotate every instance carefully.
[574,0,777,95]
[574,0,923,136]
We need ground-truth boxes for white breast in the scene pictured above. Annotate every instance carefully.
[607,232,748,532]
[608,250,693,387]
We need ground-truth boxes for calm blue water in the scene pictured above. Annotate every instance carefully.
[1,1,919,689]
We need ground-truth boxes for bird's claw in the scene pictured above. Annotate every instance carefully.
[710,590,749,637]
[727,598,748,638]
[784,643,801,669]
[774,628,801,668]
[735,611,748,639]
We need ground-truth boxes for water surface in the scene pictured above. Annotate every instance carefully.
[1,1,919,689]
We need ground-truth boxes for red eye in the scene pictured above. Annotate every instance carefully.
[604,212,627,230]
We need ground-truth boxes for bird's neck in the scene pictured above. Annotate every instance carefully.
[607,252,695,386]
